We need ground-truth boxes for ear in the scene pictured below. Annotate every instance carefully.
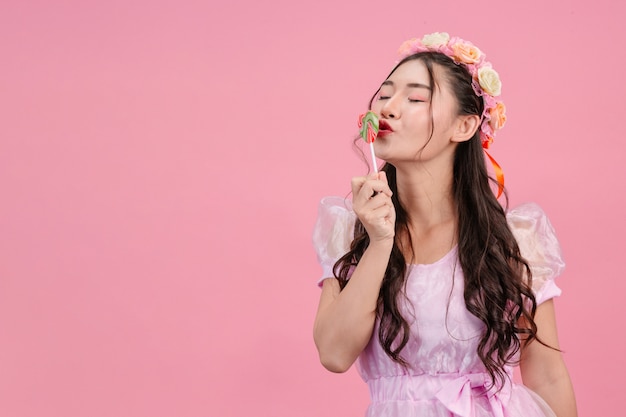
[451,114,481,143]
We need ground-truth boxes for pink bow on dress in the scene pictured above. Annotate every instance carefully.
[435,373,511,417]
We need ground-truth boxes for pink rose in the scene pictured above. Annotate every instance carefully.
[451,42,482,64]
[489,102,507,131]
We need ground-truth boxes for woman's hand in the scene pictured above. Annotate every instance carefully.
[351,171,396,244]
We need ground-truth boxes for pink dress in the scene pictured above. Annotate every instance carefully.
[313,196,565,417]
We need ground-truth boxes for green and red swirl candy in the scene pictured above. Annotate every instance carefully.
[358,111,379,144]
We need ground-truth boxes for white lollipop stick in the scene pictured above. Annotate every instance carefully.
[369,142,378,174]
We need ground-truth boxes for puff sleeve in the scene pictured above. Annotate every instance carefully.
[507,203,565,305]
[312,196,356,287]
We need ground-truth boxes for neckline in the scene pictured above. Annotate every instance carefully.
[407,244,458,267]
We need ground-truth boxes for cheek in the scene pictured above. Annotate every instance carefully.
[408,106,433,129]
[430,93,459,128]
[432,112,456,134]
[429,106,453,132]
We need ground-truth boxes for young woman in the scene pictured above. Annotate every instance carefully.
[312,33,577,417]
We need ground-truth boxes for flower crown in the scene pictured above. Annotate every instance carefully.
[397,32,506,150]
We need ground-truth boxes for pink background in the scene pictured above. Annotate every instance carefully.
[1,0,623,416]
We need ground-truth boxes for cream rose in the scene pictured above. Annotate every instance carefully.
[478,67,502,96]
[451,42,481,64]
[421,32,450,47]
[489,102,507,130]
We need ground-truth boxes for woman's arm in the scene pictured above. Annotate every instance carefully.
[313,172,395,373]
[519,299,578,417]
[313,239,393,372]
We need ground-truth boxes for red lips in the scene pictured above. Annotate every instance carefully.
[378,119,393,137]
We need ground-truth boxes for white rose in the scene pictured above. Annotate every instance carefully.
[477,67,502,96]
[421,32,450,47]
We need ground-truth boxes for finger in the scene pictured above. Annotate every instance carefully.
[364,179,393,198]
[372,202,393,218]
[360,205,390,226]
[352,175,392,207]
[368,204,395,228]
[358,184,383,204]
[350,176,367,198]
[363,193,392,210]
[376,171,393,197]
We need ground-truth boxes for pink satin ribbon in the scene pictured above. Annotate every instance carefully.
[435,373,510,417]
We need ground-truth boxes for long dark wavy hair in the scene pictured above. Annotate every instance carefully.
[333,52,542,390]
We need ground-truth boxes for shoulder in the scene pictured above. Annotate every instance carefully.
[506,203,563,276]
[314,195,355,229]
[313,196,356,257]
[312,197,356,283]
[316,196,354,218]
[507,202,565,303]
[507,202,551,230]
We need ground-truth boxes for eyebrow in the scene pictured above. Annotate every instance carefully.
[382,80,431,90]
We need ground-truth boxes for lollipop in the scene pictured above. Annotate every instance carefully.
[358,111,379,173]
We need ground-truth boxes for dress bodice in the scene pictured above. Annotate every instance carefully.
[312,197,564,416]
[357,246,487,381]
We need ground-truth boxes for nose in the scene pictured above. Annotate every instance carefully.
[381,108,396,119]
[380,97,400,119]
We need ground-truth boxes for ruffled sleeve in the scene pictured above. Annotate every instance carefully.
[312,196,356,287]
[507,203,565,305]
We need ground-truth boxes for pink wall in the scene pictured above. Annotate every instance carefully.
[1,0,623,415]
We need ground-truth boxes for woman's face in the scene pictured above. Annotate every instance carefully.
[370,59,462,167]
